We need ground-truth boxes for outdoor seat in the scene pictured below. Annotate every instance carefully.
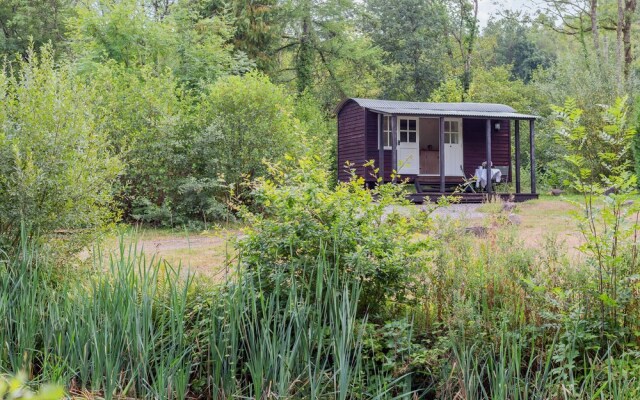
[458,166,477,193]
[492,166,509,191]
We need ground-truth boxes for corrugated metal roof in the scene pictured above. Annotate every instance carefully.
[345,98,538,120]
[366,106,538,120]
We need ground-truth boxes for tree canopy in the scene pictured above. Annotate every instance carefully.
[1,0,640,227]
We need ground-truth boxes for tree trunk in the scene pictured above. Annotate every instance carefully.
[460,0,478,101]
[590,0,600,57]
[296,2,313,94]
[617,0,624,89]
[623,0,637,78]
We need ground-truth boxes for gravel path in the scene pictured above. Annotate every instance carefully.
[384,203,486,221]
[426,203,485,220]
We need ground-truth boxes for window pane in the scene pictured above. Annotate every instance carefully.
[400,132,408,142]
[408,120,416,130]
[451,133,458,144]
[450,121,457,132]
[409,132,416,142]
[444,121,450,131]
[384,116,390,130]
[444,133,450,143]
[400,119,408,130]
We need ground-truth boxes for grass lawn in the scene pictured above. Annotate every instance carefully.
[98,224,243,280]
[515,195,584,257]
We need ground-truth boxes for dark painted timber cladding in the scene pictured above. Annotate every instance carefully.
[358,114,511,183]
[337,100,367,182]
[462,119,511,180]
[364,110,393,181]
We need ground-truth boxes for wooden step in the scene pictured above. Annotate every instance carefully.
[407,193,539,204]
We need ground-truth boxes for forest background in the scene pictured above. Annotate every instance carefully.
[3,1,640,398]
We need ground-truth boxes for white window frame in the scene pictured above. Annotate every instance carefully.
[398,117,419,144]
[378,114,392,150]
[444,118,462,144]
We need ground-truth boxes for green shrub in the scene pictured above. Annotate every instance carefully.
[0,48,121,254]
[239,157,436,318]
[196,72,303,195]
[93,70,312,227]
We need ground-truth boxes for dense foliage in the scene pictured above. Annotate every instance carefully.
[2,161,639,397]
[2,0,640,398]
[240,157,435,316]
[0,49,121,253]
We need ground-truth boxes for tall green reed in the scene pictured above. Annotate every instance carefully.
[0,233,410,399]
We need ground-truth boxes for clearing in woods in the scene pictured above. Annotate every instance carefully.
[103,196,604,278]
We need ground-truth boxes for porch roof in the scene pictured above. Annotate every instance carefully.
[347,98,538,120]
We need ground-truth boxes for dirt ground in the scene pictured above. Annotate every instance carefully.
[108,228,242,280]
[515,197,584,259]
[423,197,585,260]
[105,196,592,277]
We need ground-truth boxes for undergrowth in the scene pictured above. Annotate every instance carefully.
[1,158,639,399]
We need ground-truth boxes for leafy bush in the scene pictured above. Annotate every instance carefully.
[89,64,329,228]
[0,48,121,252]
[239,157,436,317]
[196,72,302,194]
[552,97,635,183]
[88,63,195,225]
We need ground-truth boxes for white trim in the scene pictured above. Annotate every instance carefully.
[397,117,420,175]
[443,117,464,176]
[378,114,392,150]
[397,116,419,144]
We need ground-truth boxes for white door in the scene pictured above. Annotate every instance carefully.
[444,119,463,176]
[397,118,419,175]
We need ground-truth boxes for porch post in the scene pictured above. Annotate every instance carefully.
[486,119,492,195]
[439,117,445,193]
[515,120,521,194]
[378,114,385,183]
[529,119,536,194]
[391,115,398,182]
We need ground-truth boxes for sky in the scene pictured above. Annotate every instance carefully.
[477,0,541,28]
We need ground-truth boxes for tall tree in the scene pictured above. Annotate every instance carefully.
[539,0,637,80]
[366,0,448,100]
[482,12,554,82]
[271,0,383,106]
[446,0,478,100]
[0,0,73,58]
[190,0,281,72]
[622,0,637,78]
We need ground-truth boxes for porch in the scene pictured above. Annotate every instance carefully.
[407,192,540,204]
[368,104,538,204]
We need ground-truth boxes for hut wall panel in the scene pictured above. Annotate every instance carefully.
[340,111,512,184]
[337,101,367,182]
[364,110,394,182]
[462,119,511,181]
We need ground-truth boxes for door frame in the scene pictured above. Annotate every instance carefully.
[443,117,464,176]
[397,116,420,175]
[416,117,441,176]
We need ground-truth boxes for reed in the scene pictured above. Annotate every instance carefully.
[0,234,407,398]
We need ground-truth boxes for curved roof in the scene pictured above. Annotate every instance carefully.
[336,98,538,120]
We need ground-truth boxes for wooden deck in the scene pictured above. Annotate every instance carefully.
[407,192,539,204]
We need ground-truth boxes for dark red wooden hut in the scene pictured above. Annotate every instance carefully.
[335,98,539,203]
